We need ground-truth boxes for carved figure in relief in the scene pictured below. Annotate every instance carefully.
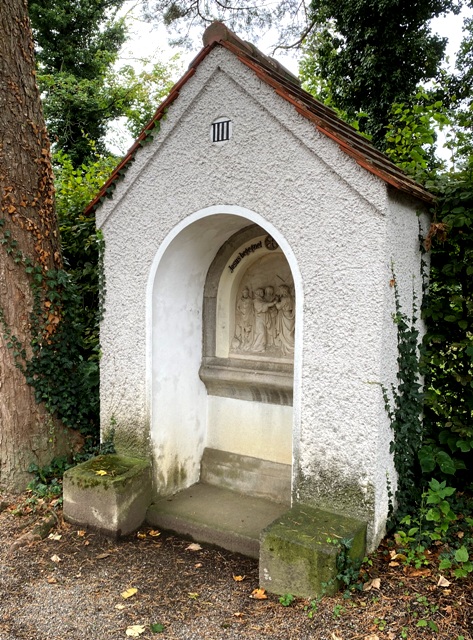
[264,286,277,347]
[275,285,295,355]
[234,286,254,350]
[252,288,277,353]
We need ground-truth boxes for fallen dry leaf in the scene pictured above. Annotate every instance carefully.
[115,603,126,610]
[48,533,61,541]
[121,587,138,599]
[50,554,61,563]
[331,633,343,640]
[95,469,108,476]
[125,625,146,637]
[194,563,202,568]
[437,575,451,587]
[364,635,379,640]
[149,530,161,537]
[47,576,57,584]
[233,575,246,581]
[136,532,147,539]
[363,577,381,591]
[96,553,110,560]
[233,612,244,617]
[77,530,86,537]
[186,543,202,551]
[388,561,400,567]
[188,592,199,599]
[405,567,431,577]
[250,588,267,600]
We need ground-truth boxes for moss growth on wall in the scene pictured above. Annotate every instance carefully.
[295,464,376,525]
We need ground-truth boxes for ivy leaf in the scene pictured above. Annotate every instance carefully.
[454,546,469,563]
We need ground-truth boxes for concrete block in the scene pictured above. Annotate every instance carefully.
[260,504,366,598]
[63,455,152,537]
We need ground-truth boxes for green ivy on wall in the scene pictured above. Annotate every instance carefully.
[382,275,424,527]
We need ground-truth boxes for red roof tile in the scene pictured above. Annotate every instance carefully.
[85,22,434,215]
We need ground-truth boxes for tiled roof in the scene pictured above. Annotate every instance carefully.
[85,22,434,214]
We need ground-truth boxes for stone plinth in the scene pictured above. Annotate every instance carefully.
[260,505,366,598]
[63,455,152,537]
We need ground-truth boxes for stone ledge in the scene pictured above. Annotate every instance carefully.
[63,455,152,537]
[199,357,293,405]
[260,504,367,598]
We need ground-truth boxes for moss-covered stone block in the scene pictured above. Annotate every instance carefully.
[63,455,152,537]
[259,504,366,598]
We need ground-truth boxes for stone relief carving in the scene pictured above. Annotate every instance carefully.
[231,282,295,358]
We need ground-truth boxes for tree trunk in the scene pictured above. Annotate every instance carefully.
[0,0,71,490]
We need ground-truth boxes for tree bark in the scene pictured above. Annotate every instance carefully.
[0,0,71,490]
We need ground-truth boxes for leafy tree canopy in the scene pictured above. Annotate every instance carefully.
[29,0,128,164]
[29,0,178,165]
[299,0,461,145]
[29,0,127,77]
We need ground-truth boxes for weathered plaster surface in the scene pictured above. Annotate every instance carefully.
[207,396,292,464]
[97,46,426,550]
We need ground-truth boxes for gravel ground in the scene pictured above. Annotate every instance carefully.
[0,494,472,640]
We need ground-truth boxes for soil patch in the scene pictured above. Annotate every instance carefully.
[0,493,471,639]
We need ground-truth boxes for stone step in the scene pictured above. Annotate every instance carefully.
[146,483,289,558]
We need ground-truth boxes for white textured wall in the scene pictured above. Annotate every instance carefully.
[97,46,427,549]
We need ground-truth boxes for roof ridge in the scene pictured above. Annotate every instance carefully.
[85,24,434,215]
[202,21,301,87]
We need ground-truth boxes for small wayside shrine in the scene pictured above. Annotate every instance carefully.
[64,22,434,596]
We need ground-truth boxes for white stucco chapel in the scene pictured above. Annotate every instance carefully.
[85,22,434,562]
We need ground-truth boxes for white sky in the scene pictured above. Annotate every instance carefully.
[108,3,472,154]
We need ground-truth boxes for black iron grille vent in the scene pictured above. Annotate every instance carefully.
[212,120,231,142]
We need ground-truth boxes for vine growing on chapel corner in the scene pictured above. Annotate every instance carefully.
[382,274,424,528]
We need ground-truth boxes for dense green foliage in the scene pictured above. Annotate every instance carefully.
[384,87,473,492]
[29,1,177,165]
[29,0,127,164]
[299,0,459,145]
[421,165,473,481]
[55,148,118,362]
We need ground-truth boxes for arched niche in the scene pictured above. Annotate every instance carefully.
[147,208,302,502]
[200,224,294,405]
